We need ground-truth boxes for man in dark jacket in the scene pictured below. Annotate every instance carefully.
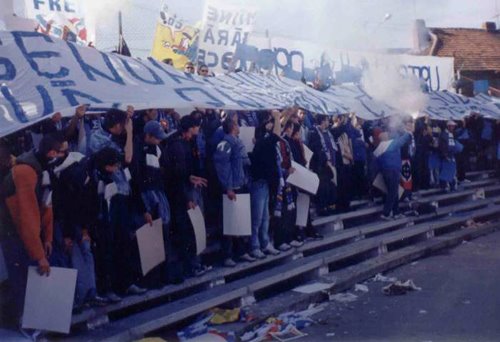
[130,121,172,284]
[439,121,463,191]
[166,116,209,280]
[50,133,106,309]
[308,114,337,216]
[249,111,282,258]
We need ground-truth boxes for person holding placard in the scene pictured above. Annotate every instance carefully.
[1,135,62,326]
[90,147,146,302]
[165,116,209,280]
[214,119,256,267]
[131,121,173,285]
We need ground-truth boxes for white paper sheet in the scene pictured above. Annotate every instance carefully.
[136,219,166,276]
[295,192,310,227]
[188,206,207,255]
[303,144,313,168]
[223,194,252,236]
[146,153,160,168]
[22,266,77,333]
[238,126,255,153]
[286,161,320,195]
[293,282,332,294]
[372,173,404,199]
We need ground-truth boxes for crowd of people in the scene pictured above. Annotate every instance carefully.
[0,64,499,328]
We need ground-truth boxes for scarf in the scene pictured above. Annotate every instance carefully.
[273,138,296,217]
[314,126,337,164]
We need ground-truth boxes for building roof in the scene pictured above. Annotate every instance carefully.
[426,28,500,71]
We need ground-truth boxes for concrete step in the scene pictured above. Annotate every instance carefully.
[66,202,500,341]
[70,181,500,329]
[229,220,500,339]
[312,183,500,229]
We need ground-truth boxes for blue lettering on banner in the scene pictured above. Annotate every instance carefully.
[0,84,54,123]
[36,85,55,116]
[0,85,29,123]
[33,0,76,13]
[174,87,225,107]
[49,0,62,11]
[119,57,164,85]
[0,57,16,80]
[13,31,69,79]
[50,79,76,87]
[197,49,219,69]
[148,57,204,85]
[208,84,263,109]
[401,64,441,92]
[67,42,125,85]
[61,88,103,106]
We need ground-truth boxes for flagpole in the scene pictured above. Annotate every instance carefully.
[118,10,123,40]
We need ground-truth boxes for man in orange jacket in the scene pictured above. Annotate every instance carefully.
[1,134,65,326]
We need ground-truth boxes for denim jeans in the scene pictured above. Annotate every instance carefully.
[250,180,270,250]
[50,223,97,307]
[0,237,32,327]
[382,168,401,217]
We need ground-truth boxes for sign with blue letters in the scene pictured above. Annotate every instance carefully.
[0,30,498,138]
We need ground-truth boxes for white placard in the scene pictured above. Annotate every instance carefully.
[295,192,310,227]
[223,194,252,236]
[286,161,320,195]
[188,206,207,255]
[22,266,77,333]
[238,126,255,153]
[136,219,166,276]
[146,153,160,168]
[303,144,313,168]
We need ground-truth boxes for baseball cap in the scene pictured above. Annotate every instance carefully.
[144,121,168,140]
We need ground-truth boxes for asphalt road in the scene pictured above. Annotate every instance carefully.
[300,229,500,342]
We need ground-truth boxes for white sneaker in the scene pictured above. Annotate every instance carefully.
[251,249,266,259]
[106,291,123,302]
[290,240,304,247]
[263,243,280,255]
[126,284,147,295]
[380,214,393,221]
[240,253,257,262]
[224,258,237,267]
[278,243,291,251]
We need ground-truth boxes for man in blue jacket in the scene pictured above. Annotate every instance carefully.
[213,119,256,266]
[374,127,412,220]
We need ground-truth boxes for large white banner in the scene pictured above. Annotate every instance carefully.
[234,36,456,92]
[197,0,257,74]
[20,0,95,45]
[0,30,497,138]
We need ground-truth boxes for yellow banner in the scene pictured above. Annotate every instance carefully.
[151,22,199,69]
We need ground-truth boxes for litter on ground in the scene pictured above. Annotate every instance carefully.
[382,279,422,296]
[354,284,369,293]
[372,273,397,283]
[328,292,358,303]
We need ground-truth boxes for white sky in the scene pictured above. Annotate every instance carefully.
[93,0,499,57]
